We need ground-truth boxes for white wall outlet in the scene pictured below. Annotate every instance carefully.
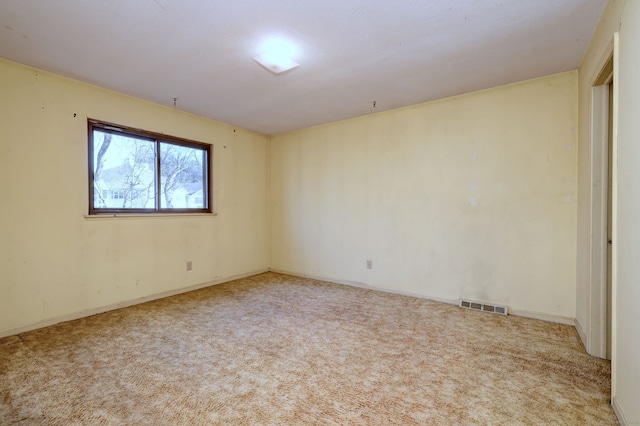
[366,259,373,269]
[186,261,193,271]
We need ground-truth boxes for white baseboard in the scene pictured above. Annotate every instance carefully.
[269,269,576,325]
[269,268,460,306]
[507,308,576,325]
[0,268,269,339]
[4,268,578,339]
[574,318,589,351]
[612,396,630,426]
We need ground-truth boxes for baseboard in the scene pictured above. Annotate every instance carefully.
[507,308,576,325]
[269,269,575,325]
[5,268,577,339]
[612,396,630,426]
[574,318,589,351]
[269,268,460,306]
[0,268,269,339]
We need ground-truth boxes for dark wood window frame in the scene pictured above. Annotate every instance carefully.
[88,119,212,215]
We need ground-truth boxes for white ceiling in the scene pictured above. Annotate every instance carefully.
[0,0,606,135]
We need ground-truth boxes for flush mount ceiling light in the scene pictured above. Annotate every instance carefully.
[253,38,299,74]
[253,52,299,74]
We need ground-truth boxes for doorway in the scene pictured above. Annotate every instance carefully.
[591,53,614,360]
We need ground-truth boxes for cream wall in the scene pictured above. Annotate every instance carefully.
[270,72,578,320]
[576,0,640,422]
[0,58,270,336]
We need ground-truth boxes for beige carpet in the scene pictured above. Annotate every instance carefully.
[0,272,616,425]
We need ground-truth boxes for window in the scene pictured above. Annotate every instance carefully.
[88,120,212,214]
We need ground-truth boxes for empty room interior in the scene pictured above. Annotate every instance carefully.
[1,0,639,424]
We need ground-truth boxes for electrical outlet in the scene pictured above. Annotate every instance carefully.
[366,260,372,269]
[186,261,193,271]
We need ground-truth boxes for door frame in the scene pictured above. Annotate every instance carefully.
[586,38,617,360]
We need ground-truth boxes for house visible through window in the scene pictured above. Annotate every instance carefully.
[88,120,211,214]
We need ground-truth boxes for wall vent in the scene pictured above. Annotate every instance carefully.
[459,299,508,315]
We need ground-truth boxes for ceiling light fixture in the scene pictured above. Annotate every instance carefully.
[253,38,299,74]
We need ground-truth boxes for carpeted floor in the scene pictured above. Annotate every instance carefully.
[0,272,616,425]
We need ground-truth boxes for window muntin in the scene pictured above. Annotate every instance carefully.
[88,120,211,214]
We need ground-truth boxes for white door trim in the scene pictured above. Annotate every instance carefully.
[589,83,610,359]
[585,38,617,360]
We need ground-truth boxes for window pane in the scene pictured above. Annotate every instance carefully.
[89,120,211,214]
[159,142,206,209]
[92,130,156,209]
